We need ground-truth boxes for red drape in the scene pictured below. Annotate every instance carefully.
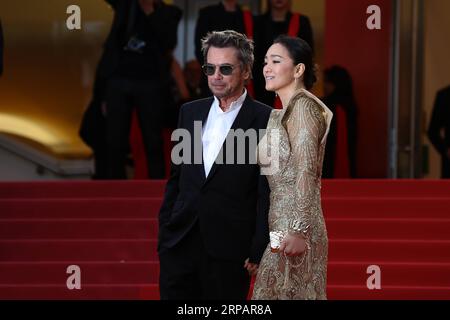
[243,9,255,98]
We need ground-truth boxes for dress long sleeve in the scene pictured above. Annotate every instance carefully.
[286,97,326,238]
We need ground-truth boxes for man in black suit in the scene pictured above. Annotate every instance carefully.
[79,0,181,179]
[428,86,450,178]
[158,30,271,300]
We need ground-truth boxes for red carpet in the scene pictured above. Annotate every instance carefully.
[1,180,450,300]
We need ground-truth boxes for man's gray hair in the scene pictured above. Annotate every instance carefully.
[201,30,254,72]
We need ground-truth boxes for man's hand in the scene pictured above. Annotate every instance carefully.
[244,258,258,276]
[279,233,307,257]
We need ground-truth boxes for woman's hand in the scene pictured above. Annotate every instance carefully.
[279,233,307,257]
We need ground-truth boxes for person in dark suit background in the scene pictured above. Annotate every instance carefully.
[80,0,138,179]
[321,65,358,179]
[428,86,450,178]
[253,0,314,107]
[183,59,203,102]
[195,0,249,66]
[158,30,271,300]
[79,0,181,179]
[194,1,253,98]
[0,19,4,77]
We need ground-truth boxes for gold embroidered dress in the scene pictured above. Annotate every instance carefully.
[252,89,333,300]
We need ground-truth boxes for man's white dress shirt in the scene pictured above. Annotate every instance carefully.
[202,90,247,177]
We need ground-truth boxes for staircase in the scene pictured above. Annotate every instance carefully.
[1,180,450,300]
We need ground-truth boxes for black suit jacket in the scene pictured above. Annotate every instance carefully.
[428,86,450,156]
[158,95,271,264]
[428,86,450,178]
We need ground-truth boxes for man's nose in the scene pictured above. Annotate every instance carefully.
[213,67,223,79]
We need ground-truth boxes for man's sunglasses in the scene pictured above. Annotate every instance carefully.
[202,64,236,76]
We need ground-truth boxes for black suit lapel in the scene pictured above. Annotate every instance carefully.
[229,95,257,132]
[203,95,257,186]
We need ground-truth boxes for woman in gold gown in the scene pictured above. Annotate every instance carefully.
[252,36,333,300]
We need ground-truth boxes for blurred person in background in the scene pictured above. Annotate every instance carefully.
[428,85,450,179]
[253,0,314,108]
[80,0,182,179]
[321,65,358,178]
[194,1,254,98]
[183,59,203,101]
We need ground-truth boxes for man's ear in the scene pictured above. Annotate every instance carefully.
[243,66,252,81]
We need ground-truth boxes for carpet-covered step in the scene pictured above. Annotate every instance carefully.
[247,284,450,300]
[2,180,450,199]
[2,261,449,288]
[329,240,450,262]
[0,219,157,239]
[323,198,450,219]
[2,218,450,241]
[0,261,159,284]
[2,284,449,300]
[326,285,450,300]
[2,239,449,263]
[326,218,450,240]
[0,198,161,219]
[322,180,450,198]
[2,197,450,220]
[0,181,167,199]
[327,262,450,287]
[1,180,449,300]
[0,239,157,261]
[0,284,160,300]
